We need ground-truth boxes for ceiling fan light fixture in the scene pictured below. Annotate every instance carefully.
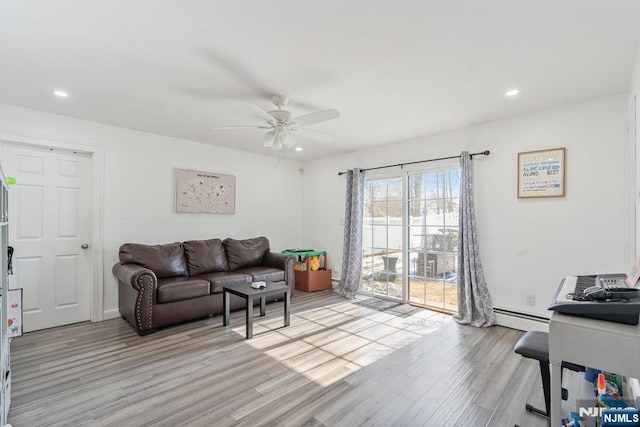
[280,132,297,148]
[263,130,276,146]
[213,95,339,153]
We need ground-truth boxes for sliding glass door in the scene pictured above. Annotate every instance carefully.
[361,166,460,312]
[361,176,404,300]
[407,169,459,312]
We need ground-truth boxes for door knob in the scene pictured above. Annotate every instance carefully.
[81,243,89,249]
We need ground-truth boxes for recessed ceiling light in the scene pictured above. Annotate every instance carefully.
[295,147,302,151]
[505,89,519,97]
[53,90,69,98]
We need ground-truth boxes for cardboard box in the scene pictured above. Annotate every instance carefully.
[294,268,332,292]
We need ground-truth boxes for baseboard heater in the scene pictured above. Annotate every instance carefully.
[493,307,550,324]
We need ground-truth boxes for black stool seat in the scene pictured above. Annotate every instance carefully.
[515,330,550,362]
[515,330,585,372]
[514,330,585,423]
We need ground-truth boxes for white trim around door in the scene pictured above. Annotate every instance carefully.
[0,131,105,323]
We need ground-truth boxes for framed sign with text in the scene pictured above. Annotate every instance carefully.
[517,147,566,198]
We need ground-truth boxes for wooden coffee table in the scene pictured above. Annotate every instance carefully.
[222,282,291,339]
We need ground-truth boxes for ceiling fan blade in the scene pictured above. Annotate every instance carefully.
[194,48,272,99]
[293,128,335,143]
[241,101,276,122]
[291,109,340,127]
[210,125,268,130]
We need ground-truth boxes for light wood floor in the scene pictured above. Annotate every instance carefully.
[8,291,554,426]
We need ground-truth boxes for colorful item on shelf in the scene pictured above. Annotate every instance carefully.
[309,256,320,271]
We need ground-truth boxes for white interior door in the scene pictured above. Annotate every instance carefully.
[2,143,92,332]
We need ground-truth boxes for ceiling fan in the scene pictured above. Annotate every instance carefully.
[211,95,340,150]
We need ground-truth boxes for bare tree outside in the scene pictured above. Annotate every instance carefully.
[434,173,441,214]
[409,174,422,217]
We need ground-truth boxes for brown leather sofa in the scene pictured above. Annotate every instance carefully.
[112,236,295,335]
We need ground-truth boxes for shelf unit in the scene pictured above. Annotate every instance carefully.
[0,164,10,425]
[282,250,332,292]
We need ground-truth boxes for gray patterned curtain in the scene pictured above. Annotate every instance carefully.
[454,152,496,327]
[336,168,365,298]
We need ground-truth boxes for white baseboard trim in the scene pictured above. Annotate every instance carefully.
[103,309,121,320]
[494,307,549,332]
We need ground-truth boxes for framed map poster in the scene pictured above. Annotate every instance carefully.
[518,147,566,198]
[175,168,236,213]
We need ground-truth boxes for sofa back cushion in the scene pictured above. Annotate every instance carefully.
[223,236,270,271]
[183,238,229,276]
[119,242,188,278]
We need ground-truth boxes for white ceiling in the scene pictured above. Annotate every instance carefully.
[1,1,639,161]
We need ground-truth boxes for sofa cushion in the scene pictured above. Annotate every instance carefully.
[196,272,252,294]
[156,277,210,303]
[234,266,285,284]
[183,238,229,276]
[119,242,188,278]
[223,236,270,271]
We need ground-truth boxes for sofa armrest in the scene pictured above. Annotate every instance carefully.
[113,263,157,291]
[263,252,296,290]
[113,263,157,334]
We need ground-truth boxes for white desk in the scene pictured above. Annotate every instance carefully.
[549,312,640,424]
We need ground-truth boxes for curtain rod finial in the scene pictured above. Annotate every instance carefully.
[483,150,490,155]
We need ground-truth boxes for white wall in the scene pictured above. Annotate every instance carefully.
[0,103,303,318]
[0,93,631,322]
[303,95,629,319]
[632,42,640,99]
[631,43,640,254]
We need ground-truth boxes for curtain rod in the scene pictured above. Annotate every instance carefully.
[337,150,490,176]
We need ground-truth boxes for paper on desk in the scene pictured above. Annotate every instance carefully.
[626,255,640,288]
